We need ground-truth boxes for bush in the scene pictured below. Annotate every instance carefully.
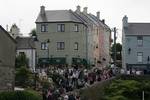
[0,90,42,100]
[15,67,33,87]
[108,95,128,100]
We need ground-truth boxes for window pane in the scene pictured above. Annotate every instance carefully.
[19,52,25,55]
[45,43,48,50]
[41,42,48,50]
[57,42,64,50]
[61,42,65,49]
[74,24,79,32]
[57,42,60,49]
[41,43,44,49]
[61,24,65,32]
[137,52,143,62]
[41,24,48,32]
[41,25,44,32]
[57,24,61,32]
[74,42,78,50]
[138,40,143,46]
[137,36,143,46]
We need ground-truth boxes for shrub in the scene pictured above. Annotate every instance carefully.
[0,90,42,100]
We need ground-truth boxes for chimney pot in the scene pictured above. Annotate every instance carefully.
[83,7,88,14]
[102,19,105,24]
[40,6,45,16]
[76,5,81,13]
[97,11,100,19]
[122,15,128,28]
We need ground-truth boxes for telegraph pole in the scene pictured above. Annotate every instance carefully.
[142,91,145,100]
[113,27,117,68]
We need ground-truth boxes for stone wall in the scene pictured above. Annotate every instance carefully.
[0,66,15,92]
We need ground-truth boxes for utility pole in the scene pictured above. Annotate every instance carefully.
[142,91,145,100]
[113,27,117,68]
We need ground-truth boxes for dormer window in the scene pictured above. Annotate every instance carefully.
[137,36,143,46]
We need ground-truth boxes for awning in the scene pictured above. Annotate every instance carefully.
[126,64,150,70]
[52,57,66,65]
[38,57,66,65]
[38,58,51,64]
[72,58,87,65]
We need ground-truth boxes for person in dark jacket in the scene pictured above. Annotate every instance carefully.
[68,93,76,100]
[42,89,47,100]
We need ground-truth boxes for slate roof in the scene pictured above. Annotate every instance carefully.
[36,10,84,23]
[126,23,150,35]
[16,37,35,49]
[0,25,16,43]
[89,14,111,30]
[35,7,111,31]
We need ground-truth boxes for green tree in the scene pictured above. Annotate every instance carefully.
[104,79,150,100]
[29,29,36,37]
[15,66,32,87]
[111,43,122,67]
[111,43,122,60]
[15,53,29,68]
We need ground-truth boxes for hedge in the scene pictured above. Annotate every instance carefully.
[0,90,42,100]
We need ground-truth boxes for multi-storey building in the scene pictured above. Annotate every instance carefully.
[35,6,111,68]
[122,15,150,73]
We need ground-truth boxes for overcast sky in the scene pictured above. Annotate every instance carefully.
[1,0,150,42]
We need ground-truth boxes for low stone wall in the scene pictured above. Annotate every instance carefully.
[0,66,15,92]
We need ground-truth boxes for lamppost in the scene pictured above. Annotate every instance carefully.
[33,35,50,62]
[32,35,50,89]
[46,39,50,59]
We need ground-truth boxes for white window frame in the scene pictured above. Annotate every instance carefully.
[74,24,79,32]
[41,42,48,50]
[57,42,65,50]
[57,24,65,32]
[74,42,78,50]
[137,36,143,46]
[137,52,143,63]
[41,24,48,32]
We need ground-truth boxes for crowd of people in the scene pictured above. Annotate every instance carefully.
[37,65,114,100]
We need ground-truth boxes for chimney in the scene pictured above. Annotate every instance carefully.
[6,25,8,32]
[76,5,81,13]
[40,6,45,16]
[122,15,128,28]
[102,19,105,24]
[83,7,88,14]
[96,11,100,19]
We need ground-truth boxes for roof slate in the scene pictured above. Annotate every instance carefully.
[16,37,35,49]
[126,23,150,35]
[36,10,83,23]
[0,25,16,43]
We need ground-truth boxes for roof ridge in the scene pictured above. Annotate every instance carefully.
[45,10,68,12]
[0,25,16,43]
[69,10,85,24]
[128,22,150,24]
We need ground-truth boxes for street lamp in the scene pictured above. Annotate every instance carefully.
[46,39,50,59]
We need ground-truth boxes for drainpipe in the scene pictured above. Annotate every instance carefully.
[85,25,88,68]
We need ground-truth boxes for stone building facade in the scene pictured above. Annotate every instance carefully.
[122,15,150,73]
[35,6,111,68]
[0,25,16,91]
